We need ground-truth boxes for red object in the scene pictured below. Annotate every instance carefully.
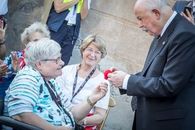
[84,113,96,130]
[104,69,112,80]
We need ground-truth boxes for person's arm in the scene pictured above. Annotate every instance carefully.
[0,44,6,59]
[71,82,108,122]
[0,23,6,59]
[125,32,195,97]
[12,112,70,130]
[80,0,90,20]
[0,60,8,77]
[80,107,106,125]
[54,0,79,13]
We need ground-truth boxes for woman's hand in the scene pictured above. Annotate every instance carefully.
[89,82,108,103]
[11,51,20,72]
[0,60,8,77]
[0,20,6,42]
[181,10,195,25]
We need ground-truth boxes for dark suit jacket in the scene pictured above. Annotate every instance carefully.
[126,14,195,130]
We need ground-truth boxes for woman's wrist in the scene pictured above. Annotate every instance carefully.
[87,96,96,107]
[0,39,5,45]
[82,118,87,125]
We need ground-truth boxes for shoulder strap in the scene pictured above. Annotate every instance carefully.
[44,79,75,127]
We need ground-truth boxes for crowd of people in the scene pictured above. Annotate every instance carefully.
[1,0,195,130]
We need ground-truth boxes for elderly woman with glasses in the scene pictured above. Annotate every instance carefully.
[4,38,108,130]
[56,34,110,129]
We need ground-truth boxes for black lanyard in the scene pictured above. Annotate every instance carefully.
[44,79,75,128]
[71,65,96,102]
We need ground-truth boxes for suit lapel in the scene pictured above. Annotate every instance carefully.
[141,38,165,75]
[141,14,181,76]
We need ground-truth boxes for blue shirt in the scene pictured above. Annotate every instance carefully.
[0,0,8,15]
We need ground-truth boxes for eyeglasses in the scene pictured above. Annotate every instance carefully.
[85,47,102,55]
[41,57,62,64]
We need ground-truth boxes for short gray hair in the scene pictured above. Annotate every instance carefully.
[138,0,167,11]
[25,38,61,67]
[80,34,107,58]
[21,22,50,45]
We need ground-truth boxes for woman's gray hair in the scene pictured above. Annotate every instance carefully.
[80,34,107,58]
[21,22,50,45]
[25,38,61,68]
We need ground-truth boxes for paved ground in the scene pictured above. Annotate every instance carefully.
[69,45,134,130]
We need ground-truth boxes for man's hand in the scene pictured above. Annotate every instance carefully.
[107,70,128,88]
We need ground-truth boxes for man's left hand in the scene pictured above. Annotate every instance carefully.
[90,82,108,103]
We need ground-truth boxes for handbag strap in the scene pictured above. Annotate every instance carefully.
[44,79,75,127]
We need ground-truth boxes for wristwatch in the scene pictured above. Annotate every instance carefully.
[83,118,87,125]
[0,39,5,45]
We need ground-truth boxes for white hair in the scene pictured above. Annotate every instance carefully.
[21,22,50,45]
[25,38,61,67]
[137,0,168,11]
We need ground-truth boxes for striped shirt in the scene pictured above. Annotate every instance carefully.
[4,66,74,128]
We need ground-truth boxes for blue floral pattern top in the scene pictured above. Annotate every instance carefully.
[4,66,75,128]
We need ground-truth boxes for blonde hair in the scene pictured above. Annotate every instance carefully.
[80,34,107,58]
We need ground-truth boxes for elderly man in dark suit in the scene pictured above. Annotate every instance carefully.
[108,0,195,130]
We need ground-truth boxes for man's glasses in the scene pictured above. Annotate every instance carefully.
[41,57,62,64]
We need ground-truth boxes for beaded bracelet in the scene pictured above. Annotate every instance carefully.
[87,96,96,107]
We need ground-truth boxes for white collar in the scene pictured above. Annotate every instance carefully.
[160,11,177,37]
